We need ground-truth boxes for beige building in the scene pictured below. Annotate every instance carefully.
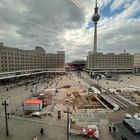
[0,42,65,73]
[134,53,140,73]
[86,52,134,73]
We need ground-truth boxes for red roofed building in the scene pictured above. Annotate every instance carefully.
[23,100,42,111]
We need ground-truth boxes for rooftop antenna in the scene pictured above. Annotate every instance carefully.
[96,0,97,7]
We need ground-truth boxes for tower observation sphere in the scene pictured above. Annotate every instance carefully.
[92,12,100,22]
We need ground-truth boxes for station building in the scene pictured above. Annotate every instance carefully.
[86,52,134,73]
[71,60,86,70]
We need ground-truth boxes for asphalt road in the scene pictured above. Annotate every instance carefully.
[0,115,106,140]
[0,114,117,140]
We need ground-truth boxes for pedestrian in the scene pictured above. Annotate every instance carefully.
[7,113,10,119]
[40,128,44,136]
[108,123,111,132]
[113,126,116,134]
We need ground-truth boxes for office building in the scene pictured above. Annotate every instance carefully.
[134,53,140,73]
[86,52,134,73]
[0,42,65,73]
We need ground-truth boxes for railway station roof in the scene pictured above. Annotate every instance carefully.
[0,70,65,80]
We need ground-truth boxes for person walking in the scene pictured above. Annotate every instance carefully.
[40,128,44,136]
[113,126,116,134]
[7,113,10,119]
[108,123,112,132]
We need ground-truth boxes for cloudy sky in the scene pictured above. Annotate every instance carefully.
[0,0,140,62]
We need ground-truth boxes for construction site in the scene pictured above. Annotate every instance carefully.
[1,72,140,140]
[19,73,108,120]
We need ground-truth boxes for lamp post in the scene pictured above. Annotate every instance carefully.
[64,103,72,140]
[1,97,9,136]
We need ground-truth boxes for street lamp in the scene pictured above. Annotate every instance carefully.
[64,102,72,140]
[1,97,9,136]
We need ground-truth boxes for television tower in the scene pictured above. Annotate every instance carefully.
[92,0,100,53]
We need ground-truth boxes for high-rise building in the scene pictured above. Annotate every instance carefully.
[0,42,65,73]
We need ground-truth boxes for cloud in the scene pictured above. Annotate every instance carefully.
[111,0,124,11]
[98,17,140,53]
[0,0,140,62]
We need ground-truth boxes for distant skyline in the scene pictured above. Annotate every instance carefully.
[0,0,140,62]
